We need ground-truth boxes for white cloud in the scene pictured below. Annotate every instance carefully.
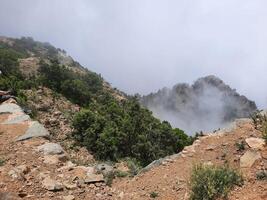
[0,0,267,107]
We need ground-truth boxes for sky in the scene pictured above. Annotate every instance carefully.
[0,0,267,108]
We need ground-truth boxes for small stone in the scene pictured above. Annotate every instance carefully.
[205,145,215,151]
[63,182,77,190]
[42,177,63,191]
[43,155,60,165]
[62,195,75,200]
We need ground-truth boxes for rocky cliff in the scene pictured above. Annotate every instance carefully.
[141,75,257,134]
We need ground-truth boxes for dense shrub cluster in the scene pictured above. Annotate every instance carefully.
[39,60,103,105]
[72,96,193,166]
[190,164,243,200]
[0,37,194,167]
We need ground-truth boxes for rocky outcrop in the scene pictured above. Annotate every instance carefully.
[141,75,257,133]
[0,102,121,199]
[16,121,49,141]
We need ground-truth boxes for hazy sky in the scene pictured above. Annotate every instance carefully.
[0,0,267,108]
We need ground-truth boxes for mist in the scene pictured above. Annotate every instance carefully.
[0,0,267,109]
[141,76,257,134]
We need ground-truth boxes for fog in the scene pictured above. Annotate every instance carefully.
[0,0,267,109]
[141,76,257,134]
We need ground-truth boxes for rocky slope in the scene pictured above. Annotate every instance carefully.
[141,75,257,134]
[1,100,265,200]
[0,100,125,200]
[113,118,267,200]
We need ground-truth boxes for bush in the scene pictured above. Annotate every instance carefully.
[72,97,193,166]
[190,164,243,200]
[0,158,5,166]
[235,141,245,152]
[251,111,267,143]
[256,170,267,180]
[150,191,159,198]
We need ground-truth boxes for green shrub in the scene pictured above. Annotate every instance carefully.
[72,97,193,166]
[150,191,159,198]
[190,164,243,200]
[250,111,267,143]
[256,170,267,180]
[115,170,128,178]
[235,141,245,152]
[0,158,5,166]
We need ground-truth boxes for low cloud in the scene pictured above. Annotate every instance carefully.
[0,0,267,108]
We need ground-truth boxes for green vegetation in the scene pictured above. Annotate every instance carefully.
[235,141,246,152]
[0,37,194,168]
[190,164,243,200]
[251,111,267,143]
[115,170,128,178]
[72,99,193,166]
[0,157,5,166]
[256,170,267,181]
[150,191,159,198]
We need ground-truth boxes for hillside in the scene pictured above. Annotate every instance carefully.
[0,36,193,166]
[141,75,257,134]
[113,118,267,200]
[0,101,266,200]
[0,36,266,200]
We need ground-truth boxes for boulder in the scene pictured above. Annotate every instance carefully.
[16,121,49,141]
[0,103,22,114]
[2,113,30,124]
[95,163,114,176]
[37,143,64,155]
[42,177,63,191]
[240,150,262,168]
[245,137,265,150]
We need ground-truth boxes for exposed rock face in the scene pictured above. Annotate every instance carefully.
[141,75,257,134]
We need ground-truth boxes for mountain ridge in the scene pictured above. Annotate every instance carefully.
[141,75,257,134]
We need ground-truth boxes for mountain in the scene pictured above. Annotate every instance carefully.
[0,36,193,167]
[141,75,257,134]
[0,36,266,200]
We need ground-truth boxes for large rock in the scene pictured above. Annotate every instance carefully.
[84,173,104,184]
[240,150,262,168]
[245,137,265,150]
[2,113,30,124]
[0,103,22,113]
[37,143,64,155]
[42,177,63,191]
[16,121,49,141]
[95,163,114,176]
